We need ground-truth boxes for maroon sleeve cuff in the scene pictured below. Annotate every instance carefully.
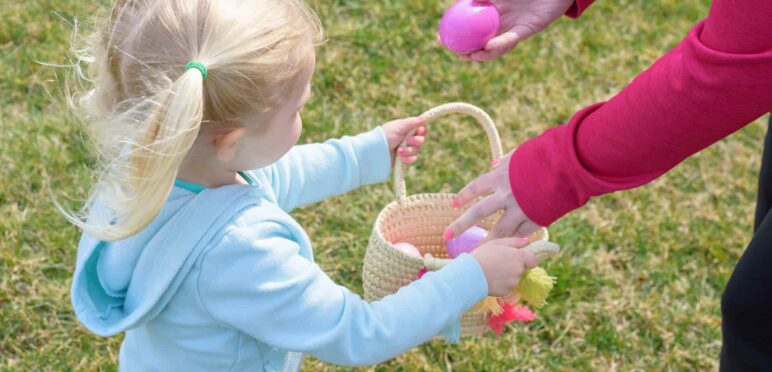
[508,104,605,227]
[565,0,596,19]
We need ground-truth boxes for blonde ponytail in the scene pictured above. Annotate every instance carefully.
[63,0,322,241]
[111,69,204,240]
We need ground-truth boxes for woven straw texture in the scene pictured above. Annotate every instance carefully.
[363,102,558,338]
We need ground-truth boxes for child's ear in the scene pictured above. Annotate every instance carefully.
[212,127,247,162]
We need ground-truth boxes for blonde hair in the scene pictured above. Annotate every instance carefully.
[64,0,323,241]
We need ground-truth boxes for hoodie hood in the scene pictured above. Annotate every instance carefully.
[71,185,258,336]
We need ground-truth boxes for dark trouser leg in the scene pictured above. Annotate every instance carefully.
[720,115,772,370]
[754,115,772,232]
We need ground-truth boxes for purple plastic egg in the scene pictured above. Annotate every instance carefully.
[439,0,500,54]
[447,226,488,258]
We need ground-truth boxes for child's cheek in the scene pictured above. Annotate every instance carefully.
[291,116,303,143]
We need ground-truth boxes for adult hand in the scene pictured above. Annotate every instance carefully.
[445,151,542,241]
[448,0,575,62]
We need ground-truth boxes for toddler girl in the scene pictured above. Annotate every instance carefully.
[66,0,536,369]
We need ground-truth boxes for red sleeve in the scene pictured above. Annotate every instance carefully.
[565,0,595,19]
[509,0,772,227]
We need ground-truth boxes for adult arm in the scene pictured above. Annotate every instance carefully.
[449,0,772,237]
[513,0,772,227]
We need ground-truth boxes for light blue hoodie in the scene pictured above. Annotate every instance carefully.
[71,127,489,371]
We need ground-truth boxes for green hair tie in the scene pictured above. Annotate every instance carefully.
[184,60,208,80]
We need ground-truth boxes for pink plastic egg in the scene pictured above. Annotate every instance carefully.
[447,226,488,258]
[439,0,500,54]
[393,242,422,258]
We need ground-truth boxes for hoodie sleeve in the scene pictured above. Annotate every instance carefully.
[256,127,392,212]
[195,219,488,367]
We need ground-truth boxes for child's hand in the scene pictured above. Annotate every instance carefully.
[381,117,428,165]
[470,237,536,296]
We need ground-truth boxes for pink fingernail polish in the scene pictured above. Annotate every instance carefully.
[443,230,454,241]
[491,159,499,168]
[452,198,460,209]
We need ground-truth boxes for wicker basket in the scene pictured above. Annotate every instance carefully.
[362,102,560,339]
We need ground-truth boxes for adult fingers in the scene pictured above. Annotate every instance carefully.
[469,47,510,62]
[502,24,538,45]
[446,194,505,241]
[485,31,520,51]
[513,219,541,238]
[488,206,527,240]
[469,31,519,61]
[454,172,496,208]
[458,53,474,61]
[470,24,540,61]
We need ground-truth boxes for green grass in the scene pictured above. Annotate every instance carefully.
[1,0,765,369]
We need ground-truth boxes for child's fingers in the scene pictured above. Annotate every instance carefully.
[416,126,427,136]
[397,146,420,157]
[389,117,426,139]
[490,236,530,249]
[400,117,426,132]
[407,136,425,146]
[401,155,418,164]
[519,250,538,270]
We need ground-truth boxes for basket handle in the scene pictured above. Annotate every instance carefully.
[422,240,561,271]
[393,102,504,205]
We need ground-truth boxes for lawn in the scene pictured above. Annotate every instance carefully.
[1,0,764,370]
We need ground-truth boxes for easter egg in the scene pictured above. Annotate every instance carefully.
[393,242,422,258]
[439,0,500,54]
[447,225,488,258]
